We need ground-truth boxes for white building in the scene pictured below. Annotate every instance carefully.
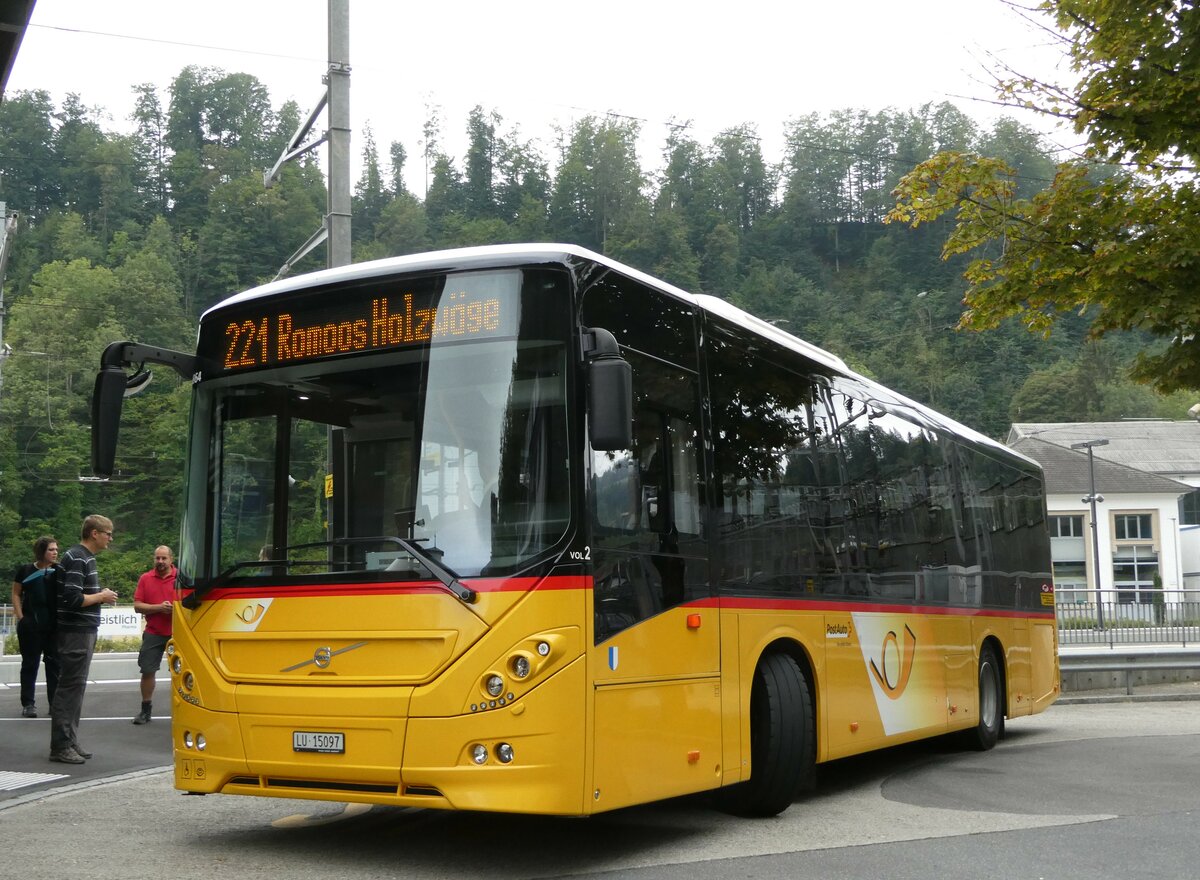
[1007,421,1200,606]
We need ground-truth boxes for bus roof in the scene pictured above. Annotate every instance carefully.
[202,243,1033,469]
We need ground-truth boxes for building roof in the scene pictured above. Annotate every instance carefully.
[0,1,35,98]
[1008,421,1200,480]
[1008,436,1193,498]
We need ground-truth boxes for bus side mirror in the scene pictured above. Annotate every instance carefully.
[91,366,127,478]
[585,328,632,451]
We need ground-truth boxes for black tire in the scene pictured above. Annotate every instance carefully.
[719,652,814,817]
[968,644,1004,751]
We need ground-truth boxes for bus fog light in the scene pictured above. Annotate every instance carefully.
[485,674,504,697]
[470,743,488,765]
[182,672,195,692]
[536,641,550,657]
[196,734,206,751]
[496,743,514,764]
[183,731,194,749]
[511,655,530,679]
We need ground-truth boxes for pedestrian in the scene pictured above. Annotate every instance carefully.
[49,514,118,764]
[10,535,63,718]
[131,545,176,724]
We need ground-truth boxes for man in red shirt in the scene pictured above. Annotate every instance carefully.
[131,545,176,725]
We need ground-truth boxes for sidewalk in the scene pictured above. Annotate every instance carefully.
[1056,678,1200,705]
[0,651,140,686]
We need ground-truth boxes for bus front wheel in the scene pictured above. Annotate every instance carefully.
[967,644,1004,751]
[720,652,814,817]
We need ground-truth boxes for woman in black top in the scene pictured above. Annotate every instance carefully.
[11,535,62,718]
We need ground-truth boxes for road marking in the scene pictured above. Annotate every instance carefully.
[0,770,68,791]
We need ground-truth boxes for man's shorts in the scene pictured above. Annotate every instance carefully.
[138,633,170,675]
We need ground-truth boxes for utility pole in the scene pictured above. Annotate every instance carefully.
[1072,438,1109,630]
[326,0,351,268]
[265,0,351,276]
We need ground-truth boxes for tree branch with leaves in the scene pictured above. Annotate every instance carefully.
[888,0,1200,394]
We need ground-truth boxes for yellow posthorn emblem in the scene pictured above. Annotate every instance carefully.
[869,624,916,699]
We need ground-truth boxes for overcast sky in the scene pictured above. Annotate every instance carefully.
[8,0,1068,194]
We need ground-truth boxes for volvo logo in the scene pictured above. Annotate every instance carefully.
[280,641,367,673]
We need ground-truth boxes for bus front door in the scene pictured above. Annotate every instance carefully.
[588,408,720,812]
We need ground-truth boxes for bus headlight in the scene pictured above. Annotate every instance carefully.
[171,656,182,675]
[183,731,194,749]
[536,641,550,657]
[182,672,195,692]
[496,742,515,764]
[511,655,531,679]
[470,743,488,765]
[485,674,505,697]
[195,734,206,751]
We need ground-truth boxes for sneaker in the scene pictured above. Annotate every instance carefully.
[49,748,86,765]
[71,744,93,759]
[132,710,152,725]
[21,705,37,718]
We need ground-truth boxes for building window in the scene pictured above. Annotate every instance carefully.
[1114,513,1152,541]
[1181,490,1200,526]
[1112,544,1159,605]
[1052,561,1088,604]
[1050,515,1084,538]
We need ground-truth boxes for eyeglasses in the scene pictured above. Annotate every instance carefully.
[102,531,114,537]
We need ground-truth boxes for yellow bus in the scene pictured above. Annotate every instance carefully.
[92,244,1058,817]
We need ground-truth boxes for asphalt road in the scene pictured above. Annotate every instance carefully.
[2,678,1198,879]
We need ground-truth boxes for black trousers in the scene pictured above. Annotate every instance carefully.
[16,618,60,708]
[49,628,96,753]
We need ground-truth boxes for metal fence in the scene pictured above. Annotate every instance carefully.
[1056,600,1200,647]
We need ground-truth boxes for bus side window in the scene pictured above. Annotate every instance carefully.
[590,356,705,642]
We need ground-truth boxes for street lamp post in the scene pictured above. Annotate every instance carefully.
[1071,439,1109,629]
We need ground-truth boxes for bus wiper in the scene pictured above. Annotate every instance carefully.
[323,536,476,604]
[389,537,477,605]
[179,538,477,610]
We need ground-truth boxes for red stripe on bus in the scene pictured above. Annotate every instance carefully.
[696,595,1055,620]
[178,573,589,603]
[179,574,1052,620]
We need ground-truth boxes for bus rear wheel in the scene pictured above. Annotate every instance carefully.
[967,644,1004,751]
[719,652,814,817]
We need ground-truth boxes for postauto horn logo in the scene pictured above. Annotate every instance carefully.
[868,623,917,700]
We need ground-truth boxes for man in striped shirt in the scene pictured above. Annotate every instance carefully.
[49,514,119,764]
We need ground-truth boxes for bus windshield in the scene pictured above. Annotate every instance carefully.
[178,267,572,589]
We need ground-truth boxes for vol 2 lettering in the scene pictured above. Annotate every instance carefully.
[222,290,505,371]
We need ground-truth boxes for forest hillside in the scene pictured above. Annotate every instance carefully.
[0,68,1190,590]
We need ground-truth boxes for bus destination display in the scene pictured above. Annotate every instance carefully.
[219,281,517,372]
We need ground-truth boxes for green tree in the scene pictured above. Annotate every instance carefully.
[549,115,646,252]
[54,94,107,221]
[353,125,389,246]
[130,83,168,216]
[0,90,59,218]
[889,0,1200,394]
[463,105,499,220]
[424,153,467,242]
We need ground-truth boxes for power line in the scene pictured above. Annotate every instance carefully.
[29,22,322,65]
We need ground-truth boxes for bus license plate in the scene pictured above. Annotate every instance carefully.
[293,731,345,753]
